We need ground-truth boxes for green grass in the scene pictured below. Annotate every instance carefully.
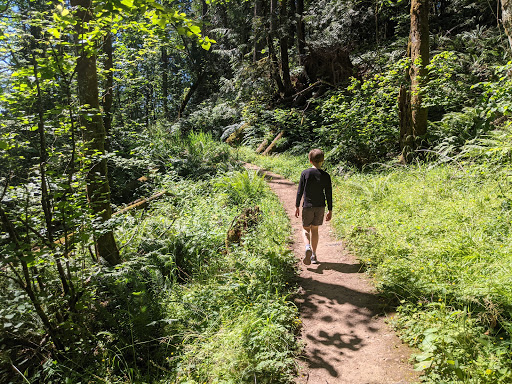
[240,149,512,383]
[234,147,309,183]
[335,163,512,383]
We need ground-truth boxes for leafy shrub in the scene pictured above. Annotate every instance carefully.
[317,60,406,166]
[180,101,241,139]
[395,302,512,383]
[130,128,239,178]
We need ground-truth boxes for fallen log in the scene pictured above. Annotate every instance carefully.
[256,139,268,153]
[42,190,170,251]
[262,131,284,155]
[113,190,168,216]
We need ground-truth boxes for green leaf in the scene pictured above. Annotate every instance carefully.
[0,141,7,150]
[120,0,134,8]
[414,360,433,371]
[48,27,61,39]
[189,25,201,35]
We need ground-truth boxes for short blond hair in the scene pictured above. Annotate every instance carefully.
[309,148,324,165]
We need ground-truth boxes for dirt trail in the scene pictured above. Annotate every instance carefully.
[247,164,420,384]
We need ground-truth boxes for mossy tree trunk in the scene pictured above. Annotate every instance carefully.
[502,0,512,52]
[399,0,429,159]
[279,0,293,97]
[71,0,120,265]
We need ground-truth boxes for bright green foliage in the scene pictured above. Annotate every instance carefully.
[318,60,407,166]
[334,164,512,383]
[1,131,300,382]
[395,302,512,383]
[141,172,299,383]
[236,147,310,183]
[215,169,267,206]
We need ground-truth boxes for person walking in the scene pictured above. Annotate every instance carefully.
[295,149,333,265]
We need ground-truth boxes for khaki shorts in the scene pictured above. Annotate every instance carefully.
[302,207,325,227]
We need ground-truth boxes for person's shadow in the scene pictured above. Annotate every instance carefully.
[307,262,364,274]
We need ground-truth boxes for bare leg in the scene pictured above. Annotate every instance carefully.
[302,226,311,247]
[302,225,313,265]
[310,225,319,254]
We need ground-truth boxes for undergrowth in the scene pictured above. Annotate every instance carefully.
[115,168,299,383]
[0,132,300,383]
[335,163,512,383]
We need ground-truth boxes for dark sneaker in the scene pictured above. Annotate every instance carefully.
[303,247,312,265]
[311,254,319,264]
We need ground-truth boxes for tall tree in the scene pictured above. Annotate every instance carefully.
[253,0,265,62]
[268,0,286,95]
[102,31,114,150]
[279,0,293,96]
[399,0,429,157]
[71,0,120,265]
[161,45,169,118]
[295,0,306,64]
[502,0,512,51]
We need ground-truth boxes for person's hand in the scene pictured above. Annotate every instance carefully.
[295,207,300,218]
[326,210,332,221]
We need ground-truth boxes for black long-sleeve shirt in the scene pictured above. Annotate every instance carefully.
[296,167,333,211]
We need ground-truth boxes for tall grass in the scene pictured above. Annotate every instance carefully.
[334,163,512,383]
[236,147,309,183]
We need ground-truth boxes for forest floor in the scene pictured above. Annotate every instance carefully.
[245,164,421,384]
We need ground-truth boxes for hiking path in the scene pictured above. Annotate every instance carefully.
[246,164,420,384]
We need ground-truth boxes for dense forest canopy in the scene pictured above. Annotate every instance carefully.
[1,0,512,382]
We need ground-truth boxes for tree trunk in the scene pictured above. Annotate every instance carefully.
[296,0,306,61]
[399,0,429,156]
[268,0,286,95]
[178,72,205,118]
[102,31,113,151]
[71,0,120,265]
[161,46,169,118]
[256,139,269,153]
[279,0,293,96]
[262,131,284,155]
[502,0,512,52]
[253,0,264,62]
[409,0,429,137]
[398,85,413,159]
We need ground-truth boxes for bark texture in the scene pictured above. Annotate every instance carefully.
[279,0,293,96]
[502,0,512,52]
[399,0,429,155]
[262,131,284,155]
[72,0,120,265]
[409,0,429,137]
